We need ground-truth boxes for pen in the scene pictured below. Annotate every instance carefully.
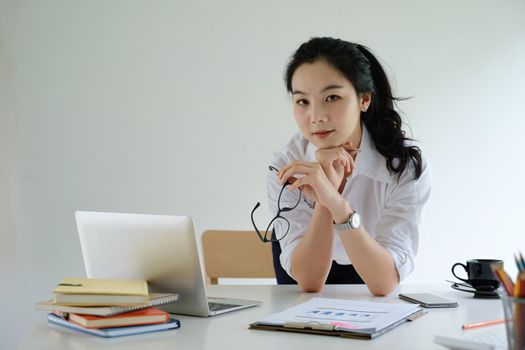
[492,265,515,296]
[515,253,524,273]
[461,319,505,330]
[515,271,525,298]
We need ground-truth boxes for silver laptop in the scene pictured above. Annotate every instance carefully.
[75,211,261,316]
[434,331,507,350]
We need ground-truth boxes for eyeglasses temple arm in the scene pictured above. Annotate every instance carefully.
[250,202,266,242]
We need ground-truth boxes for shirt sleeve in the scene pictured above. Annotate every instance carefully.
[374,158,432,281]
[266,134,313,278]
[267,169,314,278]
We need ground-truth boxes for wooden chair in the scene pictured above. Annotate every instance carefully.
[201,230,275,284]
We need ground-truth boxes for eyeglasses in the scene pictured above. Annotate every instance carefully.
[250,166,302,243]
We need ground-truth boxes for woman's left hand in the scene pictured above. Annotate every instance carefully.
[314,142,357,190]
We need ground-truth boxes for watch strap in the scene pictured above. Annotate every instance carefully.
[333,211,360,231]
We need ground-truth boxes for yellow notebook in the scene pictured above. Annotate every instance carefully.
[53,278,149,306]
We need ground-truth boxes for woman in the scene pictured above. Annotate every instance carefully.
[267,37,431,296]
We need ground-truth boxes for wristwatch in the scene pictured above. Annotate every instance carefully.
[333,211,361,231]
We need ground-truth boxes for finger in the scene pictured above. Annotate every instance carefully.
[278,161,304,182]
[277,163,292,179]
[281,163,315,182]
[287,176,298,185]
[288,176,311,192]
[347,154,356,174]
[280,162,316,184]
[332,157,343,170]
[340,147,354,166]
[334,149,350,172]
[345,147,361,155]
[278,166,299,185]
[343,141,360,154]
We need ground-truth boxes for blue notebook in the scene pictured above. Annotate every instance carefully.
[47,313,180,338]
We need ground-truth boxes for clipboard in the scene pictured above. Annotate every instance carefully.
[249,297,424,340]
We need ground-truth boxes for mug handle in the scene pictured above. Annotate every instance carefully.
[451,263,469,283]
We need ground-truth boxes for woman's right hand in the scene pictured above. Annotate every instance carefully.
[277,161,338,208]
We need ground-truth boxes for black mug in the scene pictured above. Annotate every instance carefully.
[451,259,503,291]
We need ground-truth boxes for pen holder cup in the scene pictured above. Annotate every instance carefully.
[501,294,525,350]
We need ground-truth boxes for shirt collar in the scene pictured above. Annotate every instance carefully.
[304,125,393,184]
[354,125,393,184]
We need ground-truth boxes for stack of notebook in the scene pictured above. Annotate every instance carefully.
[35,277,180,337]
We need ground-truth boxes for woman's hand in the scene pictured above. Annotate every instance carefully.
[277,142,359,213]
[314,141,357,189]
[278,161,340,210]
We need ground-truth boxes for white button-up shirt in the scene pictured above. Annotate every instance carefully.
[267,126,431,281]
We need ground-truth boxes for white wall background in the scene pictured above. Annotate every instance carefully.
[1,0,524,347]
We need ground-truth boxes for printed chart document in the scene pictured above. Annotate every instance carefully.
[250,297,422,339]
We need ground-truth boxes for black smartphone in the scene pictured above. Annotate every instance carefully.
[398,293,458,308]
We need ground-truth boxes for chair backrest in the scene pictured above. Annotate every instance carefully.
[201,230,275,284]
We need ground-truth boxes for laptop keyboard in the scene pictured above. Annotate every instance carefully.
[208,302,241,312]
[473,334,507,350]
[435,333,507,350]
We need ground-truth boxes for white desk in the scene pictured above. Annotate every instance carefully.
[19,284,506,350]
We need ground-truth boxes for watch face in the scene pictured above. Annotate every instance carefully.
[350,212,361,228]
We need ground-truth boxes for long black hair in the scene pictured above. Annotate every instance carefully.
[285,37,422,180]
